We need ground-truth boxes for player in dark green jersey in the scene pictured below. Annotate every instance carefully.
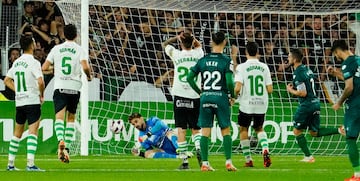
[332,40,360,181]
[286,49,344,163]
[187,31,237,172]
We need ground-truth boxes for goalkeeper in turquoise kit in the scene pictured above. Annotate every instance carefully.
[128,113,191,159]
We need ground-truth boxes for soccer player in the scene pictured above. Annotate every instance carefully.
[162,32,204,169]
[5,35,45,171]
[42,24,92,163]
[286,48,344,163]
[128,113,191,159]
[234,42,273,168]
[187,31,237,171]
[331,40,360,181]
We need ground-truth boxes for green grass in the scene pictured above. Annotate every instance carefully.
[0,154,352,181]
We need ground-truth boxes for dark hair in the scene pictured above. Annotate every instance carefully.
[211,31,225,45]
[64,24,77,40]
[290,49,303,62]
[128,112,141,122]
[331,40,349,52]
[20,35,34,51]
[246,42,259,56]
[181,32,194,49]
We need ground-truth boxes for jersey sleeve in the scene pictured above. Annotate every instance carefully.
[6,66,14,79]
[264,64,273,86]
[164,45,178,60]
[46,48,55,64]
[32,61,43,79]
[234,65,244,83]
[342,61,356,80]
[194,47,204,59]
[190,59,201,75]
[148,117,167,134]
[79,47,89,62]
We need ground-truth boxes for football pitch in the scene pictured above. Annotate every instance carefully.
[0,154,351,181]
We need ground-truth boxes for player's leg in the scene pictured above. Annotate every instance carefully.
[253,114,271,167]
[7,107,26,171]
[25,105,44,171]
[308,102,341,137]
[198,99,215,171]
[344,110,360,180]
[293,106,314,162]
[173,96,190,169]
[238,111,253,167]
[217,100,236,171]
[189,98,202,167]
[53,89,67,162]
[149,139,178,159]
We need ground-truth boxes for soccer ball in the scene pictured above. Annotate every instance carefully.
[110,119,124,134]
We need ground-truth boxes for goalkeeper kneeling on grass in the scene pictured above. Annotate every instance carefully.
[128,113,193,159]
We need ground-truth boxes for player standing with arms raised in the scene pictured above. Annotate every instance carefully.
[287,48,344,163]
[162,32,204,169]
[187,31,237,171]
[5,35,45,171]
[42,24,92,163]
[331,40,360,181]
[234,42,273,168]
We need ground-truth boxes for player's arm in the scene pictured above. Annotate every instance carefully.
[327,66,344,80]
[234,81,242,99]
[287,82,307,97]
[193,36,202,49]
[42,60,52,72]
[187,70,201,95]
[226,72,235,98]
[162,36,178,49]
[38,77,45,103]
[3,76,15,92]
[335,77,353,107]
[266,84,273,94]
[81,59,92,81]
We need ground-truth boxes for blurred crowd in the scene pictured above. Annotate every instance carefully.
[1,2,358,101]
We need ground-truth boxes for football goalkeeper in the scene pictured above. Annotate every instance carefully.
[128,113,192,160]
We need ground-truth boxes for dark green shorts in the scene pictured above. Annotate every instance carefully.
[197,92,231,129]
[344,104,360,138]
[293,102,320,132]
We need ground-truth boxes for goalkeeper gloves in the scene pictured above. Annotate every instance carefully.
[138,132,152,142]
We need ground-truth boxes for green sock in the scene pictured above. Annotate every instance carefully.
[223,135,232,160]
[54,119,65,141]
[64,122,75,148]
[296,134,311,157]
[317,127,339,137]
[200,136,209,162]
[346,138,359,168]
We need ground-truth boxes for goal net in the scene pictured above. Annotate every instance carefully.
[54,0,360,156]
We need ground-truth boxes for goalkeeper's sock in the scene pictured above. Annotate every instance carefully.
[295,134,311,157]
[317,127,339,137]
[346,137,360,169]
[152,152,177,159]
[54,119,65,141]
[257,131,269,152]
[65,122,75,148]
[223,135,232,160]
[240,139,252,162]
[200,136,209,162]
[192,133,201,150]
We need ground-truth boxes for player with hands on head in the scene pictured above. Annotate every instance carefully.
[162,31,204,169]
[331,40,360,181]
[5,35,45,171]
[42,24,92,164]
[286,48,344,163]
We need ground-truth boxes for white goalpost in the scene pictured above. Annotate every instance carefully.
[52,0,360,156]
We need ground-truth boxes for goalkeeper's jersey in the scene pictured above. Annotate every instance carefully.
[234,59,272,114]
[46,41,88,91]
[165,45,204,99]
[139,117,171,150]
